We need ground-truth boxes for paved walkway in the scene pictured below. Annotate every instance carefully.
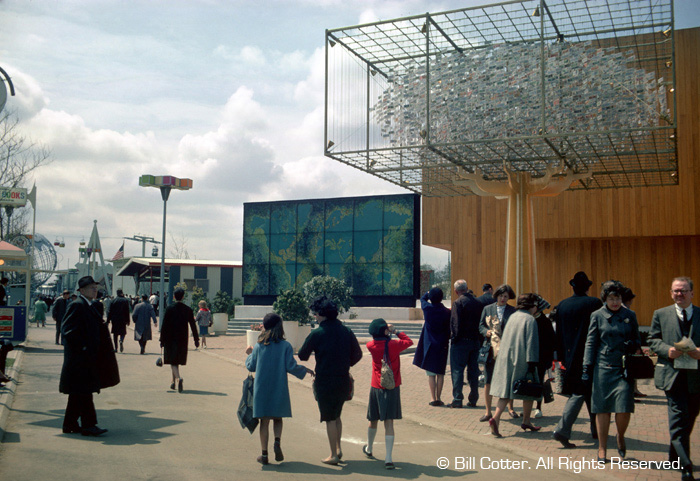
[1,319,696,480]
[198,326,693,481]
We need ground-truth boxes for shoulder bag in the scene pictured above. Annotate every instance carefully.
[380,341,395,390]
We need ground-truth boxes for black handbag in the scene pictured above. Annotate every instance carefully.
[542,378,554,403]
[512,371,543,398]
[237,374,259,434]
[478,341,491,364]
[623,354,654,380]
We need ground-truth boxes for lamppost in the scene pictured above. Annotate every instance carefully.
[139,175,192,328]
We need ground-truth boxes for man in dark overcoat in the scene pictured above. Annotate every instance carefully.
[449,279,484,408]
[59,276,119,436]
[551,271,602,448]
[132,294,157,354]
[477,283,496,306]
[649,277,700,481]
[107,289,130,353]
[52,290,71,345]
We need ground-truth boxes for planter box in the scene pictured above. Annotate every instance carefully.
[246,329,260,348]
[212,312,228,335]
[282,321,312,353]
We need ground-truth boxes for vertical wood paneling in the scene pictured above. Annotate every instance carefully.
[422,28,700,325]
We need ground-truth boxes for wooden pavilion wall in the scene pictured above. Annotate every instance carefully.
[422,28,700,326]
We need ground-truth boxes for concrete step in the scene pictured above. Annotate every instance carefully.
[227,318,424,339]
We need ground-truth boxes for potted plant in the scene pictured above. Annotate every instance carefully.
[273,289,312,351]
[211,290,233,335]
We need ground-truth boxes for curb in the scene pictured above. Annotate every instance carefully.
[0,345,24,436]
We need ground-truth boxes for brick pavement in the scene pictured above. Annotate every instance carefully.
[199,326,696,481]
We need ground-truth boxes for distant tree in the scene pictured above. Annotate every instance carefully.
[168,232,190,259]
[0,111,52,240]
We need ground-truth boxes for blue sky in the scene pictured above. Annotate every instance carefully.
[1,0,698,270]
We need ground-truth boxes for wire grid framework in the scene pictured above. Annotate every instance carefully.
[324,0,677,196]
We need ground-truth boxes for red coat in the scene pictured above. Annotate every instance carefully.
[366,332,413,389]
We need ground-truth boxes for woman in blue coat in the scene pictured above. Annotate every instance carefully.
[245,313,314,465]
[413,287,451,406]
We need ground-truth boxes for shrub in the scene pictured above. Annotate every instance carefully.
[273,289,312,325]
[302,275,354,315]
[212,290,232,315]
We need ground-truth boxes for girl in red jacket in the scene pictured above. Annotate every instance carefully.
[363,318,413,469]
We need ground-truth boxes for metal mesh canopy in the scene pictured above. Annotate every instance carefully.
[324,0,677,196]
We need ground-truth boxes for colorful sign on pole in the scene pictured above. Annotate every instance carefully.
[0,187,28,207]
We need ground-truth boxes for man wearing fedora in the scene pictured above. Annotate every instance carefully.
[550,271,602,448]
[59,276,119,436]
[649,277,700,481]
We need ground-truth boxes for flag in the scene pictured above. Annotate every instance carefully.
[111,242,124,261]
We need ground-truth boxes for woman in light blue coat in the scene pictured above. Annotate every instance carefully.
[245,313,314,465]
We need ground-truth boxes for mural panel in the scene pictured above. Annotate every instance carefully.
[243,193,419,305]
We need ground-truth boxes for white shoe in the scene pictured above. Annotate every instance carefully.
[533,409,542,418]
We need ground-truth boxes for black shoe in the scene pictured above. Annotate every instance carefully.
[597,457,609,464]
[274,441,284,462]
[170,382,176,390]
[552,431,576,449]
[62,426,81,434]
[178,378,183,393]
[466,402,477,408]
[81,426,108,437]
[450,402,462,409]
[120,341,124,353]
[681,467,695,481]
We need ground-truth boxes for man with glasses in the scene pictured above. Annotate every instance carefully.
[649,277,700,481]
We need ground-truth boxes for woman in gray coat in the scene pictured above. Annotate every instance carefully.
[583,280,641,463]
[488,293,541,437]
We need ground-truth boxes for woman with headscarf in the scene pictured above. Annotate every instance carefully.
[364,318,413,469]
[488,293,541,437]
[583,280,641,462]
[413,287,451,406]
[298,296,363,465]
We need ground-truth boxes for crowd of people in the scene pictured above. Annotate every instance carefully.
[408,274,698,481]
[8,271,698,479]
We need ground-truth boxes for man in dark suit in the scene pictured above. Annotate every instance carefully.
[649,277,700,481]
[449,279,484,408]
[107,289,130,353]
[59,276,118,437]
[551,271,602,448]
[477,283,496,306]
[52,290,71,345]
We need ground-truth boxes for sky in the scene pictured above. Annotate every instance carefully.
[1,0,698,273]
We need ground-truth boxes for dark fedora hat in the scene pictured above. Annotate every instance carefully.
[569,271,593,289]
[77,276,100,289]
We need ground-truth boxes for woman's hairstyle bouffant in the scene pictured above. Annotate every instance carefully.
[309,295,338,320]
[494,284,515,300]
[516,293,539,310]
[600,280,626,302]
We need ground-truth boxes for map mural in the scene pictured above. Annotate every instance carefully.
[243,194,419,304]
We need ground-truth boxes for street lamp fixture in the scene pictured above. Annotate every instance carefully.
[139,174,192,327]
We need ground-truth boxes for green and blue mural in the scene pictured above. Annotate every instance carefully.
[243,194,420,307]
